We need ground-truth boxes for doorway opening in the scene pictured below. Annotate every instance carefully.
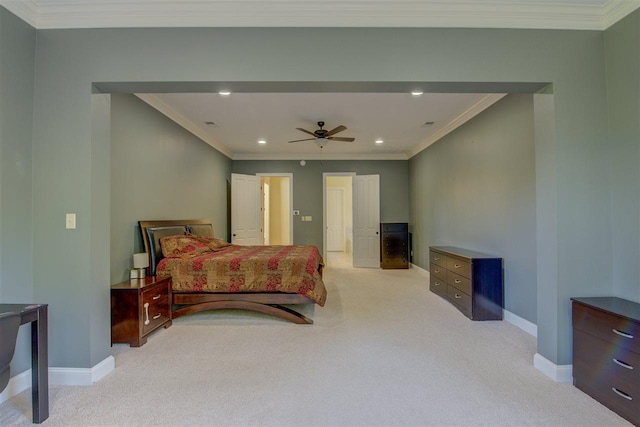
[324,174,354,267]
[258,174,293,245]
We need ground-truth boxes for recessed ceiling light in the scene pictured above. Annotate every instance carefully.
[218,91,231,96]
[411,91,423,96]
[258,139,267,144]
[205,121,216,127]
[423,121,435,127]
[375,139,384,144]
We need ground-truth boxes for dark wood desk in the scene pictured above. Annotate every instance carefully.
[0,303,48,423]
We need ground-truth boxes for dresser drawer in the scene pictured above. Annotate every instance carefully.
[382,223,408,233]
[430,275,447,297]
[429,251,446,268]
[447,271,472,295]
[448,285,472,314]
[446,257,471,279]
[573,329,640,391]
[573,303,640,354]
[430,263,447,281]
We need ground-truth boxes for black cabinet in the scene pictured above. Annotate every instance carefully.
[380,223,409,269]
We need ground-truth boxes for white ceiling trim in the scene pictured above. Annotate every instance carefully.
[134,93,234,159]
[407,93,507,159]
[232,152,409,161]
[2,1,638,31]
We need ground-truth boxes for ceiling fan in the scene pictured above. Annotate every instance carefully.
[288,121,355,148]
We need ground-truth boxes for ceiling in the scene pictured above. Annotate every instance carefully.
[4,0,638,159]
[138,92,506,160]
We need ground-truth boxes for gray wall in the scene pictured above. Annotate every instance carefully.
[0,22,618,370]
[0,8,35,374]
[605,11,640,302]
[409,94,537,323]
[111,94,232,283]
[232,160,409,251]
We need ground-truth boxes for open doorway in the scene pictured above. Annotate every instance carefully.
[324,174,354,267]
[258,174,293,245]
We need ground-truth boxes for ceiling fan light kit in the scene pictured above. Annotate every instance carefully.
[288,121,355,147]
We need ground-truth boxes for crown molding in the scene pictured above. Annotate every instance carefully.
[408,93,507,159]
[134,93,234,159]
[603,0,640,27]
[232,152,409,161]
[1,0,38,27]
[3,1,638,31]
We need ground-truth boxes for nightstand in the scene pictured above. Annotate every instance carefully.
[111,276,172,347]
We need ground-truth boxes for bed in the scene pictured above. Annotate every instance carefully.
[139,219,326,324]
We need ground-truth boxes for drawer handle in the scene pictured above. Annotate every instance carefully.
[612,329,634,339]
[434,257,440,261]
[454,294,462,299]
[613,358,634,370]
[143,302,150,325]
[153,313,161,320]
[454,264,461,268]
[434,282,441,286]
[454,279,461,284]
[152,294,161,300]
[435,269,440,273]
[611,388,633,401]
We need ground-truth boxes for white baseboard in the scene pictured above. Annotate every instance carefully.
[533,353,572,382]
[0,355,115,404]
[504,310,538,337]
[0,369,31,405]
[49,355,115,386]
[410,263,429,276]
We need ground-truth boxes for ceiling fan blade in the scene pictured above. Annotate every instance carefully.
[288,138,316,143]
[325,125,347,137]
[296,128,317,137]
[328,136,355,142]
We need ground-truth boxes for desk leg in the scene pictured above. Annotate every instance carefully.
[31,306,49,423]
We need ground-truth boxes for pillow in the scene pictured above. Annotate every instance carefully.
[160,235,211,258]
[187,233,231,251]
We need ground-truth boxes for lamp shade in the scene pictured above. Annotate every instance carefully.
[133,253,149,269]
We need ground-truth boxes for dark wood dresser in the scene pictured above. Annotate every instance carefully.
[429,246,503,320]
[380,223,409,269]
[111,276,172,347]
[571,297,640,425]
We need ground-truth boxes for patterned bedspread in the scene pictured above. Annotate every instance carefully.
[157,245,326,306]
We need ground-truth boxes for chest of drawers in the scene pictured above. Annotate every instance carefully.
[111,276,172,347]
[380,223,409,269]
[429,246,503,320]
[571,297,640,425]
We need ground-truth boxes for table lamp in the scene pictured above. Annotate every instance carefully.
[132,253,149,279]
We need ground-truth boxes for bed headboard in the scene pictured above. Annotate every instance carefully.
[138,219,214,276]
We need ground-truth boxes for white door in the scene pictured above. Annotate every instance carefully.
[231,173,262,245]
[327,187,345,251]
[353,175,380,268]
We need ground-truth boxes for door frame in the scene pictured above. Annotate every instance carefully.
[256,173,294,244]
[323,172,356,261]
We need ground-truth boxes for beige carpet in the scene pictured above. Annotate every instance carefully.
[0,253,631,426]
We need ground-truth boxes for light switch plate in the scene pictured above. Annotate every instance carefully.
[65,213,76,229]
